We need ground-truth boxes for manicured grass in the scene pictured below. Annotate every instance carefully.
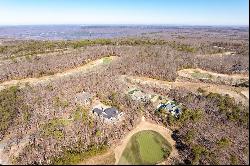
[102,57,113,64]
[118,130,172,165]
[128,89,140,95]
[191,71,213,79]
[137,131,166,163]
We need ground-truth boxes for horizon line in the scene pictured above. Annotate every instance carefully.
[0,23,249,27]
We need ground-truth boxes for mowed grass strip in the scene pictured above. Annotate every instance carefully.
[102,57,113,64]
[191,71,213,79]
[118,130,172,165]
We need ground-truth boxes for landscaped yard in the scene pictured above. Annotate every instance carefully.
[118,130,172,165]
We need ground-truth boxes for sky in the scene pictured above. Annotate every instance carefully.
[0,0,249,26]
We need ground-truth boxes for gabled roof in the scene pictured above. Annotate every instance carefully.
[159,102,176,110]
[103,107,118,119]
[92,107,119,119]
[93,108,103,115]
[158,101,182,116]
[129,89,151,102]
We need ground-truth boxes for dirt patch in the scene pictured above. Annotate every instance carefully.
[121,75,172,91]
[78,150,116,165]
[196,51,236,57]
[0,141,10,165]
[241,90,249,99]
[0,56,118,91]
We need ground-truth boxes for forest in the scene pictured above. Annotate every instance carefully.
[0,26,249,165]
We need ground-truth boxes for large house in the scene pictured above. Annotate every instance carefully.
[92,107,123,123]
[128,89,151,102]
[157,100,182,117]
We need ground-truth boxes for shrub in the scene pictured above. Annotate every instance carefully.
[207,151,220,165]
[185,130,196,144]
[53,97,69,109]
[191,145,208,165]
[41,118,70,140]
[52,145,108,165]
[88,116,95,128]
[45,83,54,91]
[178,108,204,124]
[102,92,121,109]
[167,114,175,126]
[95,130,102,137]
[169,42,197,53]
[164,107,204,127]
[0,86,21,137]
[22,108,31,123]
[206,92,248,126]
[197,87,206,94]
[216,137,231,149]
[230,155,238,165]
[190,109,203,122]
[73,106,88,123]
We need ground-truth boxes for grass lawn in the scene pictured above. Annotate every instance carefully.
[118,130,172,165]
[191,70,213,80]
[102,57,112,64]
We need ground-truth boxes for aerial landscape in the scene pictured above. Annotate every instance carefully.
[0,0,249,165]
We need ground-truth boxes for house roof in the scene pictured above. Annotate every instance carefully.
[93,108,103,115]
[130,90,150,102]
[175,108,181,114]
[160,103,176,110]
[92,107,119,119]
[103,107,118,119]
[158,101,182,116]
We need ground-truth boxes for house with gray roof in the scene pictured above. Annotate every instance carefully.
[92,107,123,122]
[92,108,103,115]
[128,89,151,102]
[157,100,182,117]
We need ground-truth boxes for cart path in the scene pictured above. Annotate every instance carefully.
[0,56,118,91]
[177,68,249,86]
[121,75,249,105]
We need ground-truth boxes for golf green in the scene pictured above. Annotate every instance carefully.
[118,130,172,165]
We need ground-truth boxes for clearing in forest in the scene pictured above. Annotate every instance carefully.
[118,130,172,165]
[114,116,179,165]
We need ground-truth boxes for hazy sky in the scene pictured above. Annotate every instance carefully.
[0,0,249,25]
